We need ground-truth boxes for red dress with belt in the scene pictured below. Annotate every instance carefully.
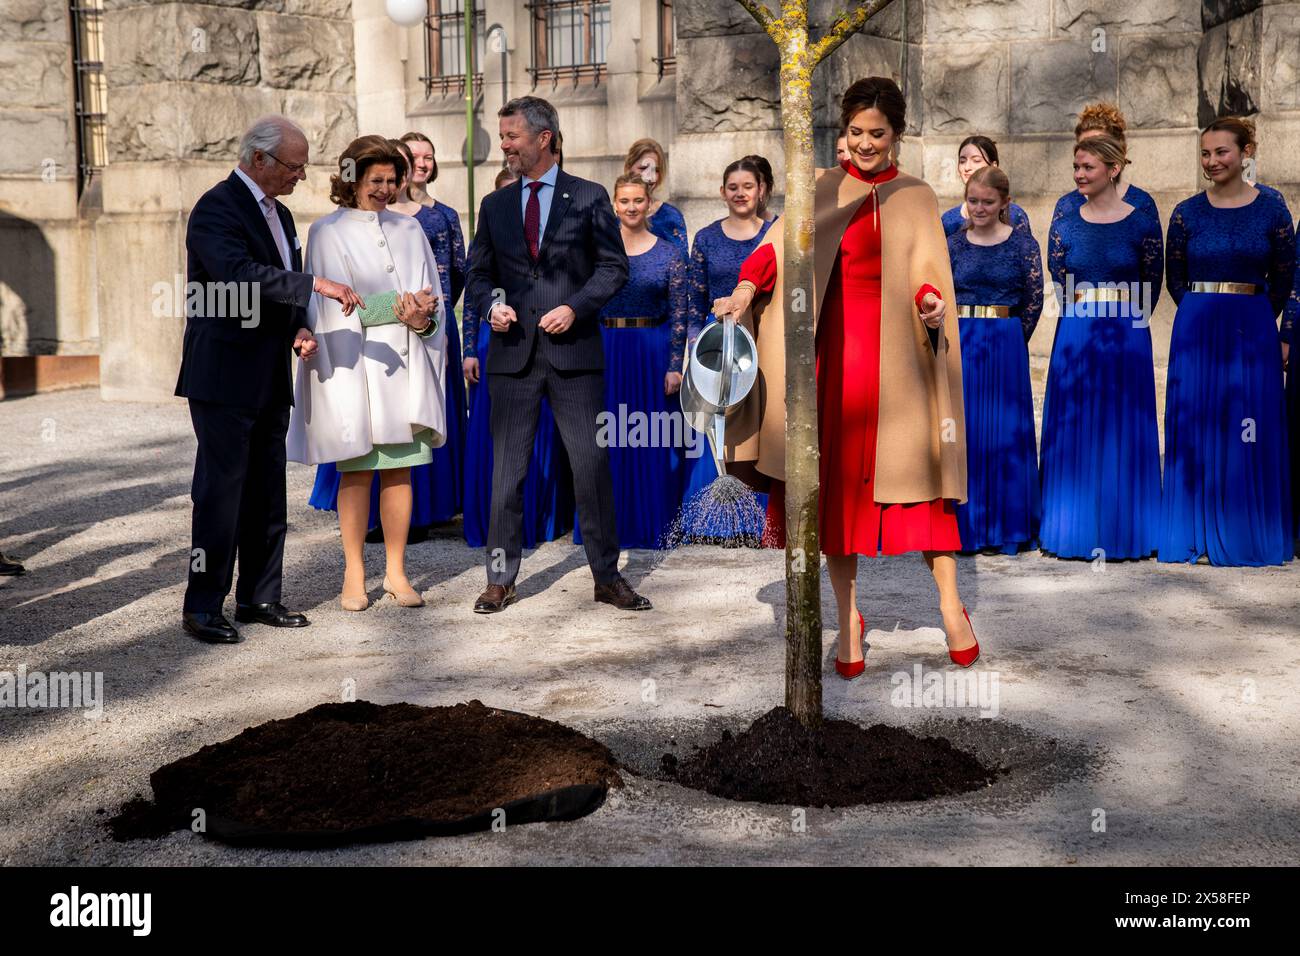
[739,160,963,557]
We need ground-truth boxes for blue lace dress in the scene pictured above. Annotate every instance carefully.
[459,259,574,551]
[1052,183,1160,228]
[1158,188,1296,565]
[573,237,691,549]
[307,201,468,527]
[942,202,1033,238]
[948,228,1044,553]
[1047,184,1163,360]
[648,202,688,255]
[681,217,774,539]
[1041,205,1164,559]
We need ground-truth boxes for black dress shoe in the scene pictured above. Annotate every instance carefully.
[594,575,652,611]
[473,583,517,614]
[234,602,310,627]
[183,612,242,644]
[0,552,25,577]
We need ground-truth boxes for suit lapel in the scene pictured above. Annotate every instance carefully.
[537,169,573,259]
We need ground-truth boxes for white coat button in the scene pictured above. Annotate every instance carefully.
[386,264,394,272]
[378,239,385,247]
[368,213,376,221]
[400,346,408,356]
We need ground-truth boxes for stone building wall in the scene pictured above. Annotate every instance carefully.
[371,0,678,229]
[671,0,1300,374]
[2,0,1298,402]
[0,0,92,363]
[673,0,923,234]
[96,0,357,401]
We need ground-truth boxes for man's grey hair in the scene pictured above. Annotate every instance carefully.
[239,115,307,166]
[498,96,561,154]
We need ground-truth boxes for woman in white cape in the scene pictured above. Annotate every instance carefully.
[287,135,447,611]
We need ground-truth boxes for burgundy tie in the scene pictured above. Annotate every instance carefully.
[524,181,543,260]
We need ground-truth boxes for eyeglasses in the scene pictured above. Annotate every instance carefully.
[263,151,306,175]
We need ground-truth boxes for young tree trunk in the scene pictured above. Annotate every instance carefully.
[775,14,822,729]
[736,0,897,728]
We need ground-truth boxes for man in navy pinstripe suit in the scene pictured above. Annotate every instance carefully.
[466,96,651,613]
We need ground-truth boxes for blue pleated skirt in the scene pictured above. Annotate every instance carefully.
[574,321,686,550]
[1158,291,1293,565]
[1289,356,1300,543]
[461,321,574,549]
[307,319,467,527]
[954,315,1040,553]
[1039,302,1162,559]
[409,316,467,525]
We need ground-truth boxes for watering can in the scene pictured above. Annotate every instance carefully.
[679,313,759,478]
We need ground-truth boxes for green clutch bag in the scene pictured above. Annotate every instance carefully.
[357,290,402,328]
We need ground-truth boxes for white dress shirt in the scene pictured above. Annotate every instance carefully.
[234,166,293,270]
[518,160,560,240]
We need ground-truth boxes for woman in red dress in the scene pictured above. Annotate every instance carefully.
[713,77,979,677]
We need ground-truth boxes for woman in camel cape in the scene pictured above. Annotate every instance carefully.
[713,77,980,677]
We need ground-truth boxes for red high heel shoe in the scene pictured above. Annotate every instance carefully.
[947,606,980,668]
[835,611,866,680]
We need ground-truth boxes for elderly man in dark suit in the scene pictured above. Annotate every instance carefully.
[466,96,650,613]
[177,115,362,644]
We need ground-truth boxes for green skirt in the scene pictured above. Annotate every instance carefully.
[337,428,434,472]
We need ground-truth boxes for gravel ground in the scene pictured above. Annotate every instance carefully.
[1,388,1297,865]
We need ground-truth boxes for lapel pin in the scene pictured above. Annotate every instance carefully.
[562,192,569,199]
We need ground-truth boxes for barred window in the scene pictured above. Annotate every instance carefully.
[423,0,485,98]
[528,0,610,87]
[654,0,675,79]
[70,0,107,196]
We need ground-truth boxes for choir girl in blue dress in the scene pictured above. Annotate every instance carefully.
[1284,228,1300,547]
[1051,103,1160,228]
[1285,228,1300,547]
[574,174,690,550]
[461,166,574,550]
[405,136,468,533]
[1041,134,1164,560]
[306,137,466,541]
[947,166,1044,554]
[941,136,1033,237]
[625,138,688,254]
[1159,117,1296,566]
[681,155,775,543]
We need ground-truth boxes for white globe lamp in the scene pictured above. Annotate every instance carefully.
[385,0,426,28]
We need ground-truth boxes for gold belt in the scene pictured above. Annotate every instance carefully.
[1191,281,1258,295]
[957,305,1012,318]
[602,316,663,328]
[1074,287,1129,303]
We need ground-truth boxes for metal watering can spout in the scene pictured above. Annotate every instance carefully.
[680,312,760,478]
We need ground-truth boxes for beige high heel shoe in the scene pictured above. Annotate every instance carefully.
[340,591,370,612]
[340,571,369,611]
[383,576,425,608]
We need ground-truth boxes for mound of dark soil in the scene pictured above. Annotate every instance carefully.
[661,707,996,807]
[109,700,623,846]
